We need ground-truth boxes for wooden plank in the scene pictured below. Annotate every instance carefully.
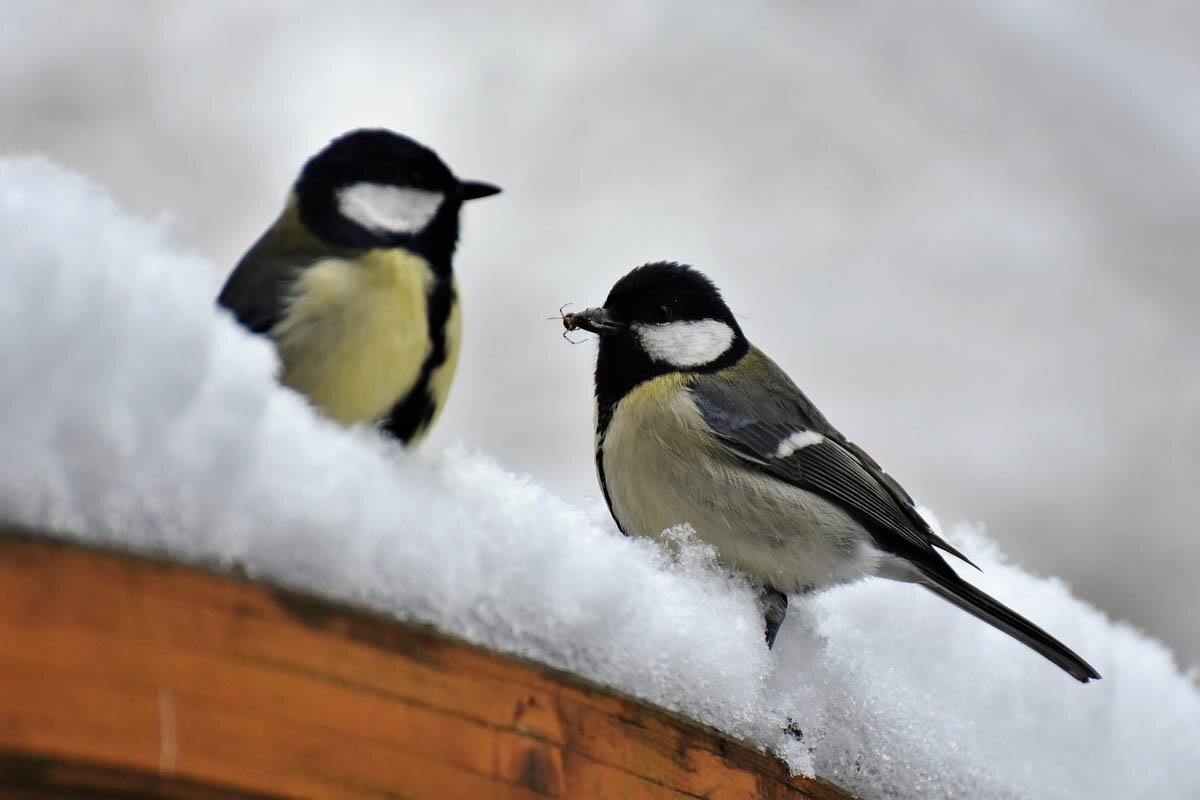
[0,532,854,799]
[0,752,277,799]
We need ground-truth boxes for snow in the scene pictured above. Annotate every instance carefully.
[1,158,1197,799]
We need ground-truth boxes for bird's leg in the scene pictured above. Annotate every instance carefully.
[762,586,802,740]
[760,586,789,648]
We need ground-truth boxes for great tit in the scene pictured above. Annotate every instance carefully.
[565,262,1100,683]
[218,128,500,446]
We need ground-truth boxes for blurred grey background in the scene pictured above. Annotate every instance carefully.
[3,1,1197,665]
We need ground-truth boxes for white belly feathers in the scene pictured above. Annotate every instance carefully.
[599,377,882,592]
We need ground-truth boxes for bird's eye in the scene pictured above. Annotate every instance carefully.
[650,304,673,324]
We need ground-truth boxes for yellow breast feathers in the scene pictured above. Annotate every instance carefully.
[270,249,451,427]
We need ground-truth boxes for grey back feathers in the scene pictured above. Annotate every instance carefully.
[690,357,1099,681]
[217,220,324,335]
[689,351,974,571]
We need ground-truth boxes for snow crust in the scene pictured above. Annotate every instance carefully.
[1,158,1197,798]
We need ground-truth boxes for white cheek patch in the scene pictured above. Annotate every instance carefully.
[634,319,735,368]
[774,430,824,459]
[335,182,443,235]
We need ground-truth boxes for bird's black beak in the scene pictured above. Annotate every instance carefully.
[459,180,502,201]
[563,307,625,336]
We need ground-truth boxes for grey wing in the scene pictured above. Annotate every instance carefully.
[689,370,975,571]
[691,356,1101,682]
[217,237,314,335]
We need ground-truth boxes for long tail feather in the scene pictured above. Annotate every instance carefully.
[922,575,1101,683]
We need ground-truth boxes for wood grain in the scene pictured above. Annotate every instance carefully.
[0,532,854,799]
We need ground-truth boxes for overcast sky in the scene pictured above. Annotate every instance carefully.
[3,0,1197,665]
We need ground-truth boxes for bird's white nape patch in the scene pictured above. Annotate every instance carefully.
[634,319,735,368]
[774,430,824,459]
[335,182,443,235]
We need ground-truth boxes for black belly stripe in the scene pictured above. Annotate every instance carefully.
[384,276,454,444]
[594,401,625,535]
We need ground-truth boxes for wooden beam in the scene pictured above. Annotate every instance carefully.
[0,532,854,799]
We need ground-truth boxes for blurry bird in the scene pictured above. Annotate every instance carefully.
[218,128,500,445]
[565,261,1100,682]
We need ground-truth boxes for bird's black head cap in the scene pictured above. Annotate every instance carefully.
[602,262,742,334]
[294,128,499,269]
[589,262,748,418]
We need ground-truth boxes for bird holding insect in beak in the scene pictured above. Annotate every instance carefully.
[564,261,1099,682]
[218,128,500,446]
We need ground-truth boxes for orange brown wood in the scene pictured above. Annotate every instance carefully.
[0,532,854,799]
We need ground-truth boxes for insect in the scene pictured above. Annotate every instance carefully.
[552,303,585,343]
